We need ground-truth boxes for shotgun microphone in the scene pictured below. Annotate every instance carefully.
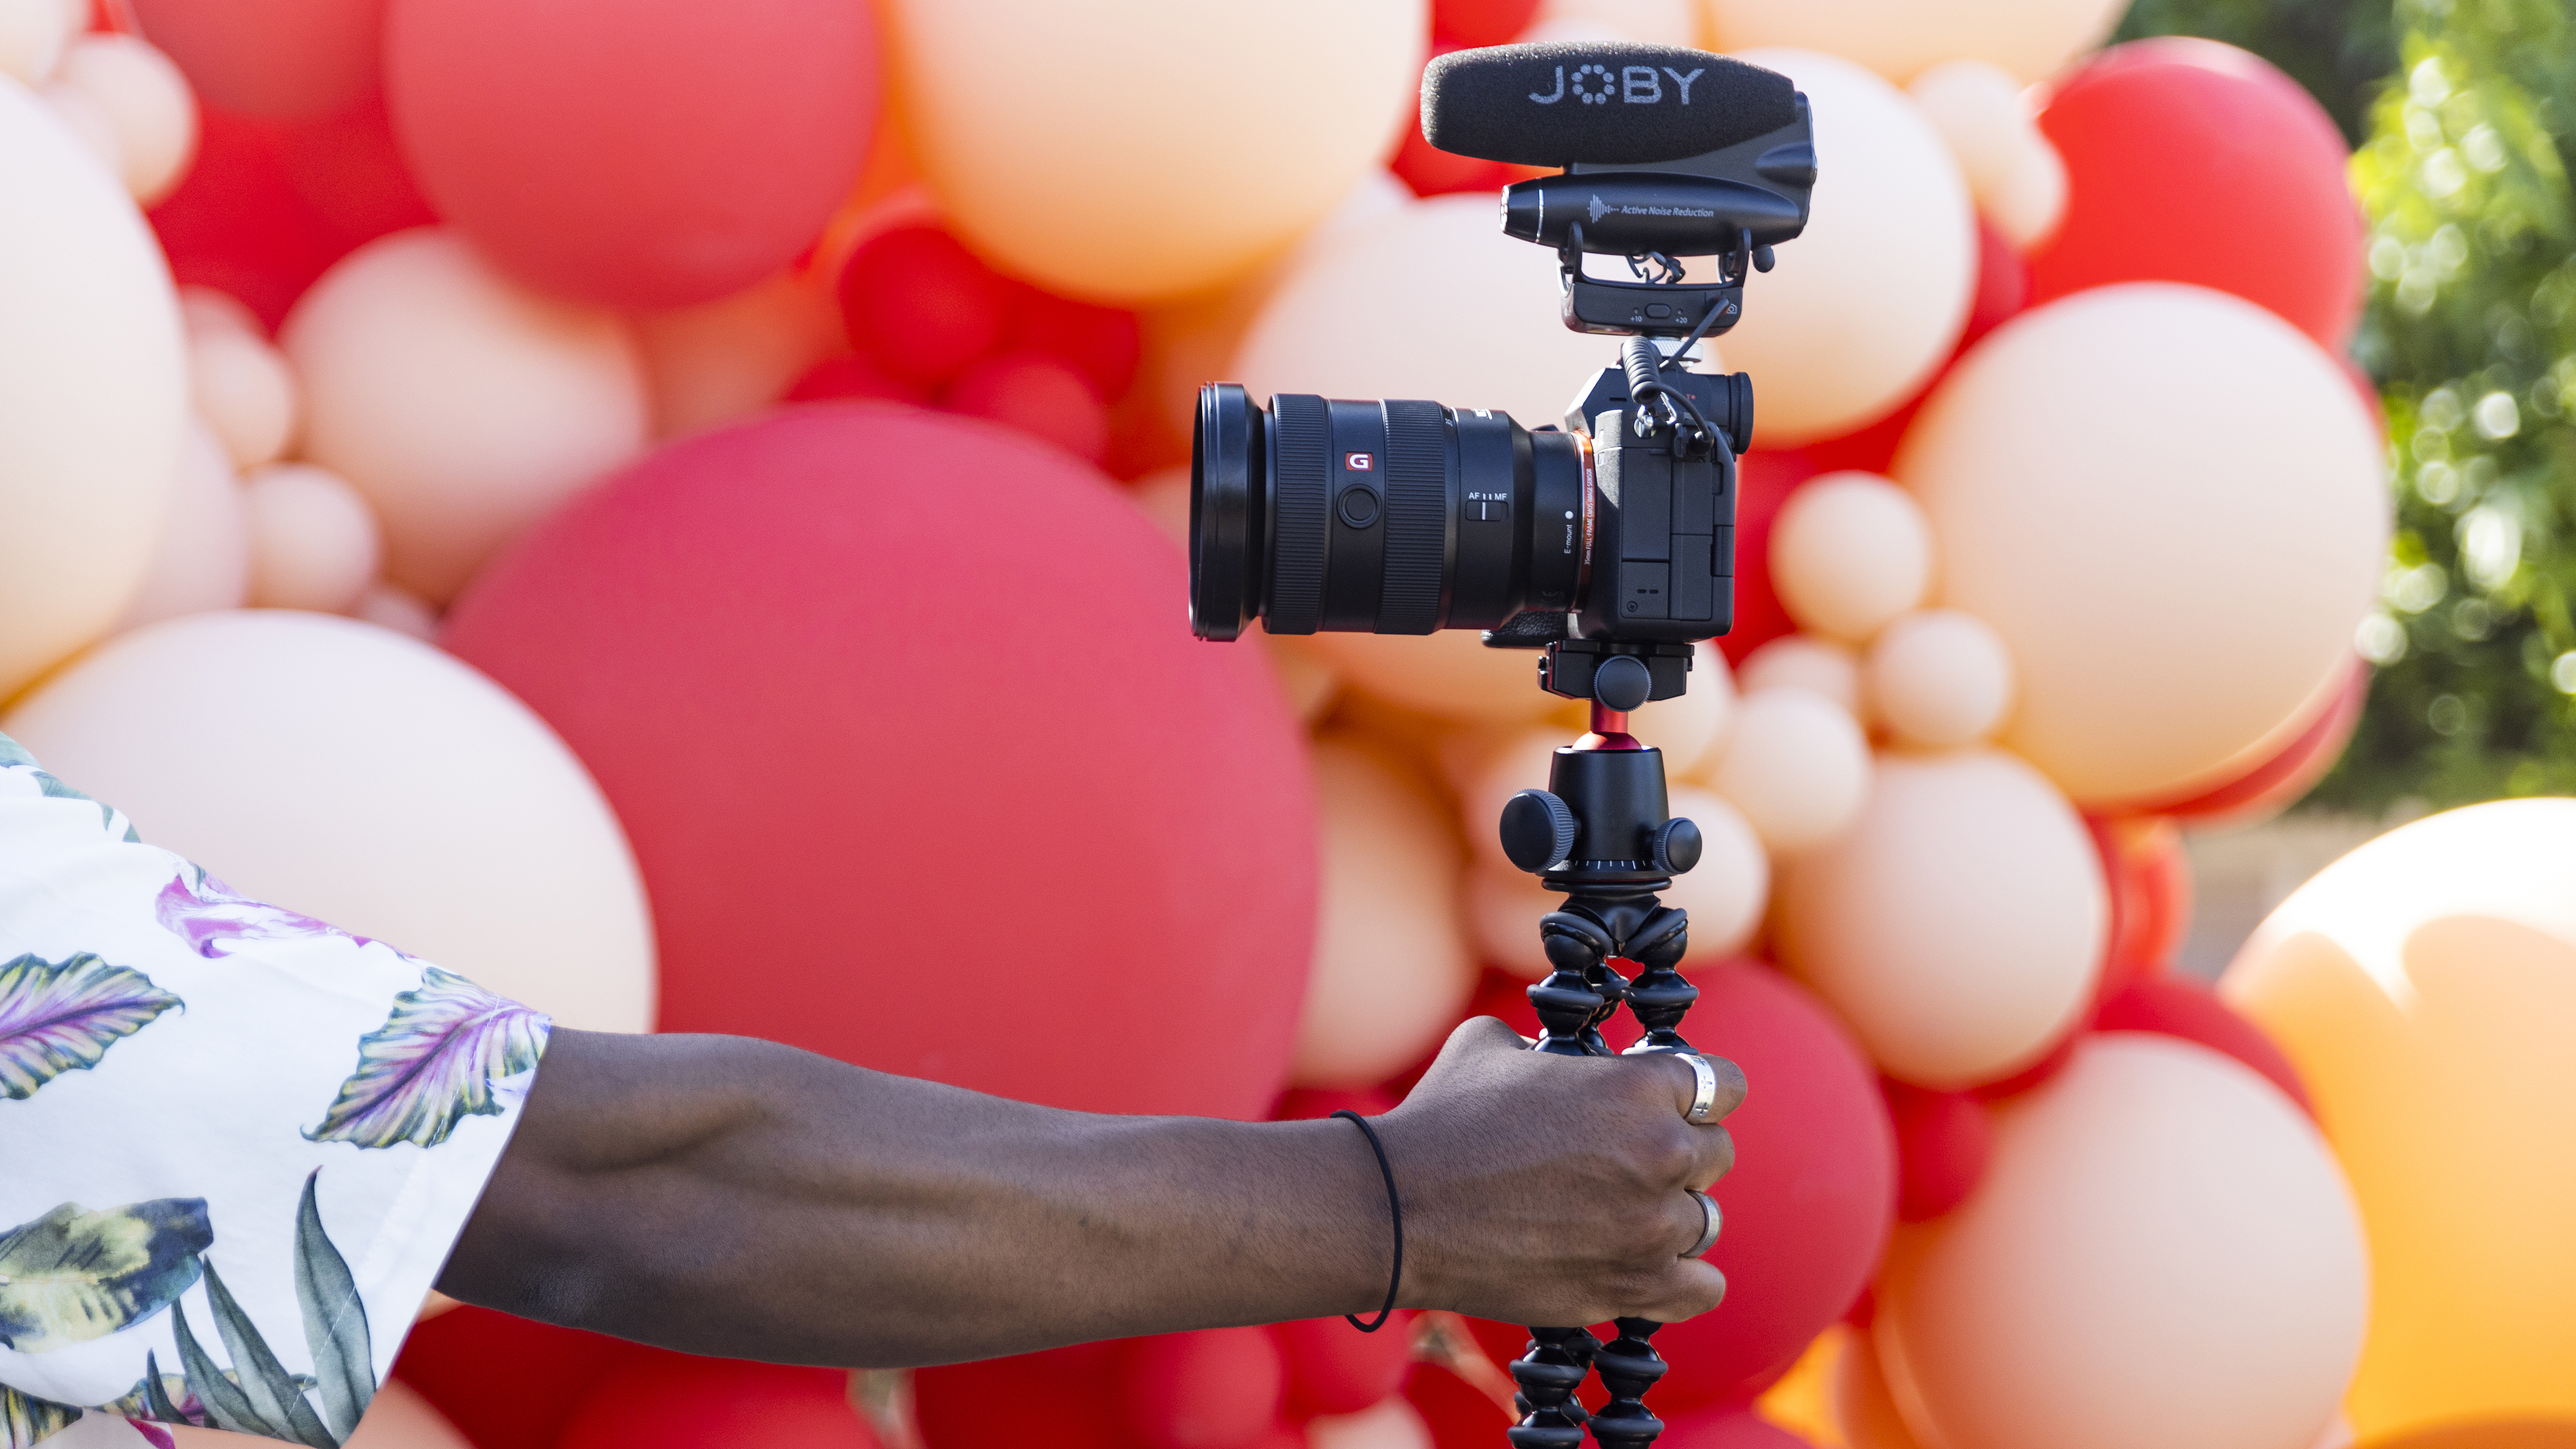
[1421,42,1800,167]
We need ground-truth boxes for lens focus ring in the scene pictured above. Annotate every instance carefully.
[1268,394,1329,635]
[1380,400,1448,634]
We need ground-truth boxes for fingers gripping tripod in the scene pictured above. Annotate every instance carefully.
[1493,648,1705,1449]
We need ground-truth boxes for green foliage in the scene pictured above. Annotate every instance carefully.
[2114,0,2397,141]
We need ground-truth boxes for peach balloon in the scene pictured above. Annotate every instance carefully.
[1876,1036,2366,1449]
[282,228,649,603]
[189,323,300,468]
[1468,861,1556,980]
[1234,194,1661,441]
[358,582,438,642]
[38,77,116,170]
[1905,59,2068,249]
[0,0,74,84]
[1691,51,1974,445]
[2222,801,2576,1441]
[1866,609,2015,749]
[178,282,262,339]
[1628,642,1737,777]
[1769,471,1934,642]
[1457,726,1570,872]
[3,611,655,1031]
[1893,284,2387,808]
[1309,1398,1436,1449]
[893,0,1424,305]
[633,270,843,440]
[52,34,195,203]
[1832,1331,1931,1449]
[1704,0,2128,84]
[1989,135,2070,253]
[1735,635,1862,715]
[245,463,383,613]
[111,421,248,633]
[1708,687,1871,852]
[1299,625,1568,726]
[1660,784,1770,959]
[1533,0,1697,45]
[1778,748,2101,1087]
[0,76,187,700]
[1293,735,1477,1087]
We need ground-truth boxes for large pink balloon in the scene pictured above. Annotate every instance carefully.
[385,0,878,309]
[130,0,384,119]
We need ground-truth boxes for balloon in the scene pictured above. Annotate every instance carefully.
[2099,815,2191,972]
[1661,785,1771,959]
[943,352,1111,464]
[1830,1331,1931,1449]
[1308,1399,1435,1449]
[128,0,383,117]
[2142,657,2369,827]
[1719,447,1819,664]
[2358,1426,2576,1449]
[919,1343,1131,1449]
[1883,1083,1991,1222]
[1708,689,1871,852]
[0,76,187,700]
[384,0,878,309]
[1435,0,1542,45]
[1657,1405,1814,1449]
[110,422,249,633]
[327,1381,476,1449]
[1877,1035,2367,1449]
[393,1305,647,1449]
[282,228,649,603]
[1767,472,1933,643]
[1893,283,2387,809]
[788,352,931,409]
[556,1355,875,1449]
[1863,610,2014,750]
[1297,735,1476,1088]
[1121,1329,1287,1449]
[1704,0,2126,84]
[0,0,76,85]
[1779,749,2104,1088]
[633,271,844,440]
[1627,643,1736,777]
[839,225,1013,390]
[2221,801,2576,1440]
[442,404,1315,1118]
[1298,627,1568,727]
[187,318,300,467]
[1692,51,1974,447]
[2032,40,2363,350]
[243,461,382,612]
[1905,59,2067,248]
[5,610,656,1029]
[1650,962,1894,1412]
[1278,1316,1413,1422]
[1010,290,1144,401]
[1734,636,1860,715]
[356,582,437,641]
[2095,976,2310,1115]
[52,34,197,204]
[1465,863,1556,980]
[892,0,1424,304]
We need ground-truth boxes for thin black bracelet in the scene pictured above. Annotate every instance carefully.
[1331,1108,1403,1333]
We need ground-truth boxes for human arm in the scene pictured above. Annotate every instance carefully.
[434,1017,1743,1367]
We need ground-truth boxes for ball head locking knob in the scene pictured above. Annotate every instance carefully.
[1501,789,1580,872]
[1649,817,1701,875]
[1594,654,1654,712]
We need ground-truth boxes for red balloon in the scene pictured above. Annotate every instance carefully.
[2098,816,2192,973]
[1120,1329,1287,1449]
[2032,38,2364,349]
[919,1343,1129,1449]
[391,1305,647,1449]
[840,227,1014,389]
[441,405,1316,1118]
[385,0,879,308]
[1657,1404,1814,1449]
[1649,963,1895,1412]
[1434,0,1543,46]
[2134,658,2369,826]
[1884,1082,1992,1222]
[558,1355,876,1449]
[2094,976,2314,1116]
[1717,449,1816,665]
[129,0,384,118]
[1406,1362,1518,1449]
[1008,293,1143,400]
[787,354,932,408]
[1274,1314,1412,1421]
[943,352,1112,464]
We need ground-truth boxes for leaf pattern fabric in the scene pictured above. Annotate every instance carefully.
[0,732,551,1448]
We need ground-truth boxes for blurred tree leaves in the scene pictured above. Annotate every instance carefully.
[2115,0,2395,141]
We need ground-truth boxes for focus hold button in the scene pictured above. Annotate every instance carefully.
[1500,789,1579,872]
[1649,817,1702,875]
[1337,487,1381,527]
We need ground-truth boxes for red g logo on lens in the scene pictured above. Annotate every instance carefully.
[1345,452,1374,471]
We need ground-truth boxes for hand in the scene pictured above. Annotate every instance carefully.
[1375,1016,1745,1328]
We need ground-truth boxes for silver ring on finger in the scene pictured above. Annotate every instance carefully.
[1682,1052,1721,1125]
[1684,1189,1721,1259]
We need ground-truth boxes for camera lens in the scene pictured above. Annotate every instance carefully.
[1187,385,1589,641]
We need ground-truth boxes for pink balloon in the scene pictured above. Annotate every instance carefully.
[385,0,879,308]
[130,0,384,119]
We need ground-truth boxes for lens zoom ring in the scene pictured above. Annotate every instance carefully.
[1269,394,1329,634]
[1381,400,1447,634]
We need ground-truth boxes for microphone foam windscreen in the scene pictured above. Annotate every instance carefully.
[1421,43,1797,167]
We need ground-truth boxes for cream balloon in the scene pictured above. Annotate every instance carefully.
[178,283,262,339]
[1989,134,2070,252]
[1906,59,2067,249]
[0,76,187,700]
[282,228,649,603]
[1688,51,1973,445]
[893,0,1424,305]
[38,77,113,169]
[1876,1036,2366,1449]
[0,0,74,84]
[1309,1397,1436,1449]
[1660,784,1769,958]
[244,463,382,613]
[1467,861,1556,980]
[1735,635,1862,715]
[1704,0,2128,84]
[1893,284,2388,808]
[189,323,299,468]
[632,270,842,440]
[1778,748,2101,1087]
[1866,609,2015,749]
[1234,194,1657,443]
[1457,727,1567,872]
[1532,0,1697,45]
[2221,800,2576,1440]
[357,582,438,642]
[1627,641,1736,776]
[51,34,194,204]
[1769,471,1934,642]
[111,421,248,633]
[1294,735,1477,1087]
[3,611,655,1031]
[1708,687,1871,852]
[1300,626,1570,725]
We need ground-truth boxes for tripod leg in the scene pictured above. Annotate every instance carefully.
[1506,1326,1601,1449]
[1584,1319,1670,1449]
[1617,906,1696,1056]
[1530,910,1617,1057]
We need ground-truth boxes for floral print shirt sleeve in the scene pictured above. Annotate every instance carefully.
[0,733,551,1449]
